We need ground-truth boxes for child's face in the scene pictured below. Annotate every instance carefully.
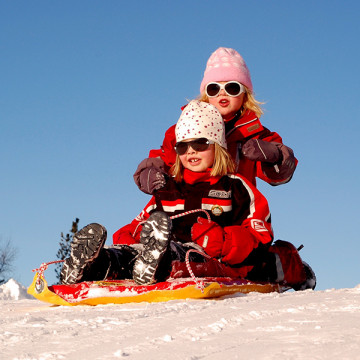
[208,81,245,121]
[179,140,215,172]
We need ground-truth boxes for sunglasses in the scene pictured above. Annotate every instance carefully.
[174,138,214,155]
[205,81,245,97]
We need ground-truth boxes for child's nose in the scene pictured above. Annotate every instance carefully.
[218,88,226,96]
[187,145,196,154]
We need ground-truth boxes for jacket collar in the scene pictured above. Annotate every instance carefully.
[225,110,264,141]
[183,168,221,185]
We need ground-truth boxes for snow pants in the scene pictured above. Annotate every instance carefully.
[78,241,211,283]
[79,239,307,287]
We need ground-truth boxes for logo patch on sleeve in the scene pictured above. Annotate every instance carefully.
[251,219,268,232]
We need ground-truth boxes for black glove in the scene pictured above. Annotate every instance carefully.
[139,167,166,194]
[242,139,282,164]
[133,158,167,195]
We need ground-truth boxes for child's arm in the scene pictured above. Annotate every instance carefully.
[242,129,298,185]
[148,124,177,167]
[220,175,273,265]
[256,142,297,185]
[112,197,157,245]
[133,124,177,195]
[133,157,167,195]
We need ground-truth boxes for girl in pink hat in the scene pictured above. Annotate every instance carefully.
[134,47,297,195]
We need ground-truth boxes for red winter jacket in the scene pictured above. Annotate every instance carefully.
[148,110,297,186]
[113,170,273,272]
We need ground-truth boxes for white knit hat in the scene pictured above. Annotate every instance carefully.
[175,100,226,148]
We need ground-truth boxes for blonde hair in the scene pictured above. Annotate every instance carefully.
[197,85,264,118]
[171,143,236,182]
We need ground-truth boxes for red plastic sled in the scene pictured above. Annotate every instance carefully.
[28,272,288,306]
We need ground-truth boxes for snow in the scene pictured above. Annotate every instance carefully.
[1,279,360,360]
[0,279,32,301]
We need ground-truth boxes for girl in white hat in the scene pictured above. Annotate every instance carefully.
[116,101,313,290]
[61,101,315,291]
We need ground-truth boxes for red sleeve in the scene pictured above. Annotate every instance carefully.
[221,175,273,265]
[255,130,298,185]
[148,124,177,169]
[112,197,157,245]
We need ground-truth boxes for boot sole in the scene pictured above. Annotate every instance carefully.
[61,223,107,284]
[133,212,171,285]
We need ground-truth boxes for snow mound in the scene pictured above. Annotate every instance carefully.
[0,278,32,300]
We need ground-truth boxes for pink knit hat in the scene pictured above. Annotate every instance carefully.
[175,100,226,148]
[200,47,253,93]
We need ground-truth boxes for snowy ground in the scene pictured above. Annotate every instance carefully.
[1,279,360,360]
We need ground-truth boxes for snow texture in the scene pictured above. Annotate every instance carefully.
[1,279,360,359]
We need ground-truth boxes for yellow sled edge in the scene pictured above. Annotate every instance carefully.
[27,273,75,306]
[27,273,283,306]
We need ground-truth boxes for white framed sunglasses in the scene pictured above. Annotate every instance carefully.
[205,81,245,97]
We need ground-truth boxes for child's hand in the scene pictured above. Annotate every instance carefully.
[133,158,167,195]
[191,217,224,258]
[139,167,166,194]
[221,226,255,265]
[242,139,282,164]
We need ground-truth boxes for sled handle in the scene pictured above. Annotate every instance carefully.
[32,260,64,289]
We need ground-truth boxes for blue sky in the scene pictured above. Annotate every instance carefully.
[1,1,359,290]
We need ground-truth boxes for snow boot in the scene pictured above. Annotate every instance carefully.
[60,223,107,285]
[132,212,172,285]
[292,261,317,291]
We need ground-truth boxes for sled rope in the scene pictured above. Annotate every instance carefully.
[132,209,211,238]
[34,209,213,290]
[32,260,64,286]
[132,209,213,291]
[170,209,211,222]
[185,249,212,292]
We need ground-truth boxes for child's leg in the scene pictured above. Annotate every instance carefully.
[246,240,316,290]
[60,223,107,285]
[291,261,316,291]
[168,241,208,262]
[132,212,172,285]
[244,251,279,283]
[166,241,229,279]
[148,241,210,282]
[60,223,138,284]
[80,245,138,282]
